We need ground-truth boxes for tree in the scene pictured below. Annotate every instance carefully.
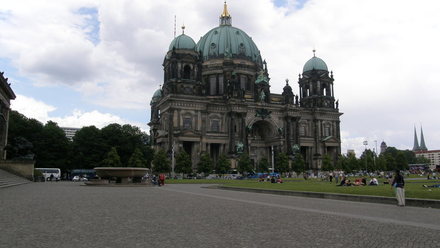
[101,124,146,166]
[6,110,43,160]
[257,158,269,173]
[216,154,231,174]
[71,126,106,169]
[102,147,122,167]
[128,148,147,167]
[415,156,430,164]
[335,154,346,171]
[275,152,289,173]
[385,153,396,171]
[360,149,375,172]
[197,152,213,174]
[321,154,334,171]
[175,151,192,174]
[237,153,252,174]
[153,149,171,173]
[292,153,305,175]
[376,154,387,171]
[346,153,358,173]
[395,152,408,170]
[34,121,71,171]
[144,146,155,169]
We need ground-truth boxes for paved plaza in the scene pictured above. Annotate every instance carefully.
[1,182,440,248]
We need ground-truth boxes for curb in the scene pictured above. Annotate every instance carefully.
[215,186,440,209]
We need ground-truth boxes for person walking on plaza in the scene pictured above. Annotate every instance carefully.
[159,173,165,186]
[392,170,405,207]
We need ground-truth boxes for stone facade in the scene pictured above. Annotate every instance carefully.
[0,72,16,160]
[148,4,342,171]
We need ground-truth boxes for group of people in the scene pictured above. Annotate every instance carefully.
[151,174,166,186]
[258,175,283,183]
[335,170,405,206]
[337,176,379,187]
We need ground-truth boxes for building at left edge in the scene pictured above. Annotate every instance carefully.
[0,71,16,160]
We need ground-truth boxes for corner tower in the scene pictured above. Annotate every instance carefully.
[298,51,336,109]
[162,26,201,96]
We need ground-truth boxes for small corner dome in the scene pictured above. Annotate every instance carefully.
[151,89,163,103]
[303,56,328,73]
[168,34,196,51]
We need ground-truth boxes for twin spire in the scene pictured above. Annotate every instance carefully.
[413,126,428,151]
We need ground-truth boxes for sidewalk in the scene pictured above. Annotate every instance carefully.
[216,185,440,209]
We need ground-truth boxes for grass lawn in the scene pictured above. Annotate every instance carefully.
[167,178,440,200]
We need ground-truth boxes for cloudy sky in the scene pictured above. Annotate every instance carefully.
[1,0,439,156]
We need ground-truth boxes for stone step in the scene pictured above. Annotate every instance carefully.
[0,169,31,188]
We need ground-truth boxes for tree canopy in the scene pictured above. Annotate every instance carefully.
[197,152,213,174]
[175,151,192,174]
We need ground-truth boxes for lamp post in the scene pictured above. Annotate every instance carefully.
[363,140,368,172]
[271,145,275,173]
[374,140,377,171]
[171,142,175,178]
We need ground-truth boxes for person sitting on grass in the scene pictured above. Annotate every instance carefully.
[354,178,362,186]
[345,179,352,186]
[423,184,440,188]
[270,176,276,183]
[337,176,346,186]
[369,177,379,186]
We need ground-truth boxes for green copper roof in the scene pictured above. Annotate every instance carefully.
[151,89,163,103]
[303,56,328,72]
[196,25,262,66]
[169,34,196,51]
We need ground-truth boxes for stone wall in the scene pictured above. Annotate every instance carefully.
[0,160,34,180]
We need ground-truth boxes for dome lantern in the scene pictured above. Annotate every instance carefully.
[220,1,231,26]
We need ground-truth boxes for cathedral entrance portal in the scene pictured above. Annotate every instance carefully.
[248,120,275,167]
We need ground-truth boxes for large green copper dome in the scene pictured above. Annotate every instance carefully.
[303,56,328,72]
[196,25,262,66]
[169,34,196,51]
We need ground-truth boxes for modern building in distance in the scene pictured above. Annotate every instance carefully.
[61,127,80,141]
[347,149,355,157]
[415,150,440,170]
[148,3,342,171]
[0,72,16,159]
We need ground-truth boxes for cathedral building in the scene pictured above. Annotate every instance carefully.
[148,3,342,171]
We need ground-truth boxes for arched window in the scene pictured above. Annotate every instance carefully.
[183,65,191,79]
[209,75,217,95]
[218,75,224,94]
[240,75,247,90]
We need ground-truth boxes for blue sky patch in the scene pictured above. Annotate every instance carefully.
[0,10,12,21]
[77,7,100,45]
[273,0,308,9]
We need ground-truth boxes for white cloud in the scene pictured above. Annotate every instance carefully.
[11,94,143,129]
[11,94,56,122]
[2,0,440,151]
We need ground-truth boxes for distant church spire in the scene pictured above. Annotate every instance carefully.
[412,126,420,151]
[220,1,232,26]
[419,126,428,151]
